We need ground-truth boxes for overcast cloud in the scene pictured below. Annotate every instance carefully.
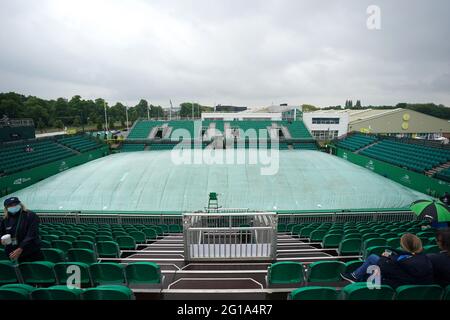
[0,0,449,108]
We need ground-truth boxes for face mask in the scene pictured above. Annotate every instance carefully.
[7,205,21,215]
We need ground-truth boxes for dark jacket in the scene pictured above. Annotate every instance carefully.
[427,251,450,287]
[377,251,434,288]
[0,209,42,259]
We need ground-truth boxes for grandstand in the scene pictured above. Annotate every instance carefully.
[334,132,450,180]
[0,120,449,301]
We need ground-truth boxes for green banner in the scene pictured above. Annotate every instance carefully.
[0,146,109,197]
[336,147,450,197]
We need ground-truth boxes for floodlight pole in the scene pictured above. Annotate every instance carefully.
[103,101,108,132]
[125,105,129,131]
[147,105,150,120]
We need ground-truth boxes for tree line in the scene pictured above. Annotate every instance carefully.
[0,92,211,131]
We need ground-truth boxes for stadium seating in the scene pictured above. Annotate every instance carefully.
[54,262,92,286]
[19,262,56,285]
[168,120,199,140]
[282,121,313,139]
[83,285,134,300]
[435,167,450,182]
[360,140,450,173]
[90,263,127,286]
[0,139,77,175]
[127,120,160,139]
[31,285,84,300]
[57,135,102,153]
[121,143,145,152]
[0,284,35,300]
[341,283,395,300]
[307,261,345,282]
[293,143,318,150]
[125,262,162,285]
[289,286,338,300]
[266,262,304,286]
[395,285,444,300]
[0,261,20,284]
[336,134,377,152]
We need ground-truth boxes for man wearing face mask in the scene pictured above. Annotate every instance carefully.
[0,197,43,262]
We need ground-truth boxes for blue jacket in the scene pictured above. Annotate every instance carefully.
[377,251,434,288]
[0,210,42,259]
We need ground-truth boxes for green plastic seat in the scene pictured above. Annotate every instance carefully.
[83,285,134,300]
[0,284,35,300]
[0,248,8,260]
[19,261,56,285]
[95,235,114,242]
[364,246,392,259]
[142,228,158,240]
[125,262,162,285]
[158,224,169,233]
[0,260,20,284]
[129,231,147,244]
[339,238,362,255]
[96,241,121,258]
[386,238,401,249]
[445,285,450,300]
[116,236,136,250]
[54,262,92,286]
[42,234,59,242]
[267,262,304,285]
[78,235,95,242]
[148,225,164,236]
[423,245,440,254]
[277,224,287,232]
[342,282,395,300]
[72,240,96,252]
[59,235,77,243]
[362,238,387,255]
[90,262,126,285]
[322,234,342,248]
[309,229,327,242]
[40,240,52,248]
[31,285,84,300]
[344,260,364,274]
[289,286,338,300]
[395,285,444,300]
[168,224,182,233]
[299,227,316,238]
[307,261,345,282]
[42,248,66,263]
[67,248,97,264]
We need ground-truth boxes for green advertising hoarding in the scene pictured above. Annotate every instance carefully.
[0,146,109,197]
[336,147,450,197]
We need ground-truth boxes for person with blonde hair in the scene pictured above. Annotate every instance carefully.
[341,233,434,288]
[0,197,43,263]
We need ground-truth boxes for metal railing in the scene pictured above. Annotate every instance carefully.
[183,211,277,261]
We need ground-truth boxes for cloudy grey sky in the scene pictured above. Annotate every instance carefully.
[0,0,449,108]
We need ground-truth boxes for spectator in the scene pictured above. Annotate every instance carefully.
[427,228,450,287]
[341,233,434,288]
[439,192,450,206]
[0,197,43,263]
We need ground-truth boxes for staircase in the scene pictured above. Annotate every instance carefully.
[355,140,379,153]
[425,161,450,177]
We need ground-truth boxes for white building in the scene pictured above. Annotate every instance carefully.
[302,111,349,140]
[201,112,282,121]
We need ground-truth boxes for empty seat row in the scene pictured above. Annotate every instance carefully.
[289,283,450,300]
[0,260,162,288]
[0,284,134,300]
